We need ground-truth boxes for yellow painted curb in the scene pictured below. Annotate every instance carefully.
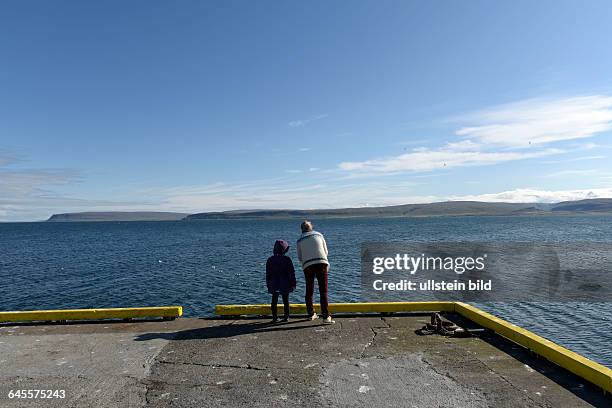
[215,301,454,316]
[0,306,183,323]
[215,301,612,393]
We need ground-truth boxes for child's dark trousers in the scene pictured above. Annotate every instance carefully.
[271,293,289,320]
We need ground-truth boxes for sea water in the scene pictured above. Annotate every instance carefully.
[1,216,611,367]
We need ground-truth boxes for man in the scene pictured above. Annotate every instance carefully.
[296,220,334,324]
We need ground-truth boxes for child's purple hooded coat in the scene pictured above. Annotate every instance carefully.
[266,240,296,295]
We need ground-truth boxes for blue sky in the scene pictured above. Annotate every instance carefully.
[2,1,612,221]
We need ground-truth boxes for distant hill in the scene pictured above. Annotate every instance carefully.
[551,198,612,212]
[47,212,189,222]
[184,201,556,220]
[46,198,612,222]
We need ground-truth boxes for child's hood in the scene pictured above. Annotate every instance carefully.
[273,239,290,255]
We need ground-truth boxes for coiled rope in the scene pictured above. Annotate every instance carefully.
[416,312,471,337]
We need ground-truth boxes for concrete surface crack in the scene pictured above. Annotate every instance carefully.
[473,356,547,408]
[423,354,547,408]
[142,380,152,407]
[158,360,266,371]
[359,317,390,358]
[360,327,377,358]
[421,355,461,384]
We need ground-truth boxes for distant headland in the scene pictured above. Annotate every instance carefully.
[46,212,188,222]
[45,198,612,222]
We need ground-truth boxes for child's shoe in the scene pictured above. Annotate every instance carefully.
[309,312,319,321]
[324,316,335,324]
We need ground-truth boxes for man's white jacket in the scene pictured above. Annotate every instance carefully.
[296,231,329,270]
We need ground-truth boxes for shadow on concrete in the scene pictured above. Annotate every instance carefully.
[442,312,612,408]
[0,317,170,327]
[209,312,433,320]
[134,319,329,342]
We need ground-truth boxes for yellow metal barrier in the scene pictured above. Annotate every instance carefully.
[215,301,454,316]
[0,306,183,323]
[215,301,612,393]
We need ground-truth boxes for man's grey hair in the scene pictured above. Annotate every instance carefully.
[301,220,313,233]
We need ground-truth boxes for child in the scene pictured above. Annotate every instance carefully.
[266,240,296,322]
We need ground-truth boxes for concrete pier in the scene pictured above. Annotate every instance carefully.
[1,314,610,407]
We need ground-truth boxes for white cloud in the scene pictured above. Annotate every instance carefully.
[0,153,154,221]
[543,155,605,164]
[3,148,610,221]
[0,168,78,194]
[4,95,612,221]
[339,95,612,174]
[397,139,429,146]
[288,114,328,128]
[147,181,612,213]
[453,188,612,203]
[339,144,561,172]
[0,150,20,167]
[544,169,599,178]
[456,96,612,147]
[140,176,427,214]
